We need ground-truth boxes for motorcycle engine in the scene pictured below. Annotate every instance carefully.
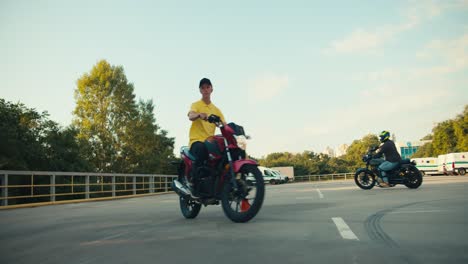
[196,166,215,196]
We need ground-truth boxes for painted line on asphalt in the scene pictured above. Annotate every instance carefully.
[295,196,315,200]
[332,217,359,241]
[316,188,324,198]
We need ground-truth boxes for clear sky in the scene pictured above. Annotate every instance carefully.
[1,0,467,158]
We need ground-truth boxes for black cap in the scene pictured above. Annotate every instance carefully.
[199,78,212,88]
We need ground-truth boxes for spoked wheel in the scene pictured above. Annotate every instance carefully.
[221,165,265,223]
[354,170,376,190]
[179,196,201,219]
[404,167,423,189]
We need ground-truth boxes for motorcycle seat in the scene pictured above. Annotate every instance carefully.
[400,159,411,165]
[181,146,196,161]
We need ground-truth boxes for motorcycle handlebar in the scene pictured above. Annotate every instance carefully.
[207,114,221,124]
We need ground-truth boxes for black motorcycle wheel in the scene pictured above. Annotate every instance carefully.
[177,162,202,219]
[179,196,201,219]
[404,167,423,189]
[221,165,265,223]
[354,170,376,190]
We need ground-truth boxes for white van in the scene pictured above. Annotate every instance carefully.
[412,157,438,176]
[437,152,468,175]
[445,152,468,175]
[258,166,286,184]
[246,166,286,184]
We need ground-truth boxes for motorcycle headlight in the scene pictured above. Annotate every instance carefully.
[234,135,248,150]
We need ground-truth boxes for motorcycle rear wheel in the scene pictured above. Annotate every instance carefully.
[404,167,423,189]
[354,170,376,190]
[221,165,265,223]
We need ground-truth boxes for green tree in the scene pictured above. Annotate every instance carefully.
[73,60,175,173]
[0,99,47,170]
[412,105,467,158]
[411,142,434,158]
[120,100,175,173]
[43,126,94,171]
[73,60,138,172]
[258,150,351,176]
[0,99,91,171]
[431,120,457,155]
[343,134,380,171]
[453,105,468,152]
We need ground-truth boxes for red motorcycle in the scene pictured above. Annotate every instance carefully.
[172,115,265,223]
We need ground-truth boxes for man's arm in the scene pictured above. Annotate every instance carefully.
[373,142,387,159]
[188,111,208,121]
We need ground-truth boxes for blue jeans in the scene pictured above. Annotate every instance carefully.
[378,161,399,182]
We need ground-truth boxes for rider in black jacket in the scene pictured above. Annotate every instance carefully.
[374,131,402,187]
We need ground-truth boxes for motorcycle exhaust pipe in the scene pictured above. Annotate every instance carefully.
[171,179,191,197]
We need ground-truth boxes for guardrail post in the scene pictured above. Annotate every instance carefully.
[50,174,56,202]
[345,174,347,180]
[133,176,136,195]
[149,176,154,193]
[85,175,90,199]
[165,176,168,192]
[318,175,321,182]
[1,174,7,206]
[112,176,116,197]
[332,174,334,181]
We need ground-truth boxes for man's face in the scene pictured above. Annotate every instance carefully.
[199,84,213,97]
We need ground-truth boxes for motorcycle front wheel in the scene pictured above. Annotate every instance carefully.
[179,196,201,219]
[354,170,376,190]
[221,165,265,223]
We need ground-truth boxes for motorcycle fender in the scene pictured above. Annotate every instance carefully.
[233,159,258,173]
[356,168,375,176]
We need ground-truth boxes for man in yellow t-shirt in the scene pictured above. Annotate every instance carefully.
[187,78,226,189]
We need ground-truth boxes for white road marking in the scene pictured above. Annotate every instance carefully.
[316,188,324,198]
[295,196,315,200]
[100,232,126,241]
[332,217,359,241]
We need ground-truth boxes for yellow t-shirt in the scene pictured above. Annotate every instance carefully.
[189,100,226,147]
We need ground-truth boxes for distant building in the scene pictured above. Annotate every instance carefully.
[322,146,335,157]
[335,144,349,157]
[396,140,431,159]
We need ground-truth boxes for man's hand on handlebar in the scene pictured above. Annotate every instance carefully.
[207,114,221,124]
[199,113,208,120]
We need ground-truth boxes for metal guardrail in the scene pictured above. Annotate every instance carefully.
[0,170,355,208]
[0,170,177,208]
[294,173,354,182]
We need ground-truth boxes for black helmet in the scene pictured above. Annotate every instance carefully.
[379,130,390,143]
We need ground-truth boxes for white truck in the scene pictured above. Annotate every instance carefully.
[411,157,438,176]
[437,152,468,175]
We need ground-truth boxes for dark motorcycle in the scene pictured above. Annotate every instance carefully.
[354,146,423,190]
[171,115,265,223]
